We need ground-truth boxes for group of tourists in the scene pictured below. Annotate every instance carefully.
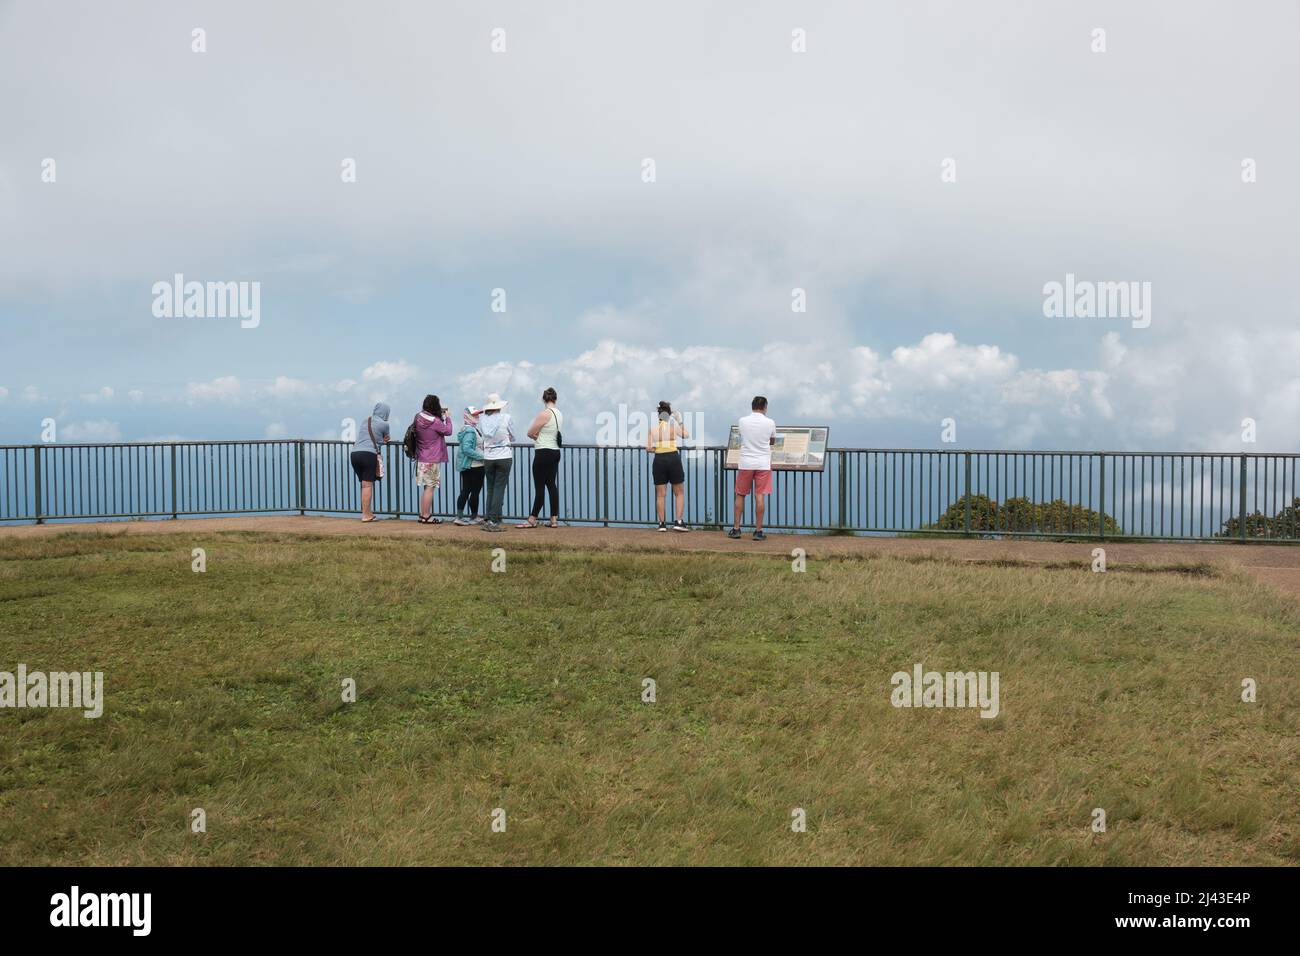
[349,391,778,540]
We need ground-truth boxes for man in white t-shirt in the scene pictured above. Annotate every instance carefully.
[728,396,777,541]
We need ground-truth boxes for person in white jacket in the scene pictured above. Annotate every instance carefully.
[477,393,515,531]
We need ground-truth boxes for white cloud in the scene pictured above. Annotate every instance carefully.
[61,420,122,442]
[127,389,144,403]
[264,376,315,400]
[0,386,8,401]
[361,360,420,389]
[185,376,242,403]
[264,422,289,439]
[454,333,1119,446]
[79,386,114,404]
[1002,369,1113,424]
[889,334,1018,390]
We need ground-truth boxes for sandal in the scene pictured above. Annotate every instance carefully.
[516,519,540,529]
[419,516,442,524]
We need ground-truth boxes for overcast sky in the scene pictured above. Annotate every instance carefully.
[1,0,1296,449]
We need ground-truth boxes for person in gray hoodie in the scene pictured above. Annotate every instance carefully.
[351,401,391,522]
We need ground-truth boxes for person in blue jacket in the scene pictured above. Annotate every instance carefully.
[452,405,486,525]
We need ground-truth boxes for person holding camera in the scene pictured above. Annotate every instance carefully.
[646,401,690,532]
[412,394,453,524]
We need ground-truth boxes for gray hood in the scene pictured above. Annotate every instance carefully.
[371,402,390,422]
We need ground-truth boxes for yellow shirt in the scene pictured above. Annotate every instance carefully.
[652,420,678,453]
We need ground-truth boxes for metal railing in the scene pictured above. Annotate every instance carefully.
[1,441,1298,541]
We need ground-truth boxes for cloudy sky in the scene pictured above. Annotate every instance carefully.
[1,0,1296,450]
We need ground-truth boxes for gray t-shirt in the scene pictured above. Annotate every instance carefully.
[353,403,391,455]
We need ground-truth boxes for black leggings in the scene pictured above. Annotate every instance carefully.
[530,449,561,518]
[456,467,485,517]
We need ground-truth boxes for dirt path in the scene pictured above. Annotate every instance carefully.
[4,515,1300,598]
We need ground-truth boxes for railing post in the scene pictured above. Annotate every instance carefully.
[33,444,43,525]
[1238,453,1248,541]
[296,441,305,515]
[170,443,178,520]
[837,450,848,529]
[600,447,609,527]
[963,452,972,535]
[1098,453,1105,539]
[717,447,728,530]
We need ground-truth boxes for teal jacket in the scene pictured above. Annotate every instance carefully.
[456,425,484,471]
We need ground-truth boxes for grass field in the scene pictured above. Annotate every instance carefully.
[1,530,1297,866]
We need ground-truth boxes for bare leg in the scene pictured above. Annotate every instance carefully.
[673,483,685,521]
[421,485,434,521]
[733,493,744,531]
[361,481,374,520]
[655,485,667,523]
[755,495,765,532]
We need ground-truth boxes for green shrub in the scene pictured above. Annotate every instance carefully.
[926,493,1122,536]
[1216,497,1300,539]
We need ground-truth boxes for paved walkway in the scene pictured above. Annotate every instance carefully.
[4,516,1300,597]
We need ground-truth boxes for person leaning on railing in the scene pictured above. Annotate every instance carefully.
[477,393,514,531]
[518,387,563,529]
[646,401,690,532]
[452,405,486,525]
[351,401,391,523]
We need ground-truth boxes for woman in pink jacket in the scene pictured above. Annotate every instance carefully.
[414,394,453,524]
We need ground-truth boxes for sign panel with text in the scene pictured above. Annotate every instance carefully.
[725,425,830,472]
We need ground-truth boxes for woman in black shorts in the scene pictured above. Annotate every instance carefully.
[350,401,390,522]
[645,401,690,532]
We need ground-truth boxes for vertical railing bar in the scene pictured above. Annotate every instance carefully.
[1239,453,1248,541]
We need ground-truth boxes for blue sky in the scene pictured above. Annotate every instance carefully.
[2,0,1297,451]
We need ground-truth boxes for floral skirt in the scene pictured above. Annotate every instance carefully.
[416,461,442,488]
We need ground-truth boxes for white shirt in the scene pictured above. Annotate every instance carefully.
[478,412,515,460]
[736,412,777,470]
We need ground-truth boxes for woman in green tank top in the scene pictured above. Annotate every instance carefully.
[518,387,563,528]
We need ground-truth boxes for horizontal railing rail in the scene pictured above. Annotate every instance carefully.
[1,442,1297,542]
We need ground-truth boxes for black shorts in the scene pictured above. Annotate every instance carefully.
[350,450,381,482]
[652,451,685,486]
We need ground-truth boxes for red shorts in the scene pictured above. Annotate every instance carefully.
[735,469,772,496]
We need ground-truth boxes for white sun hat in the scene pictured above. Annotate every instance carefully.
[483,393,509,411]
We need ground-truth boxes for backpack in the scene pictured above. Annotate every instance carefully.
[403,416,420,460]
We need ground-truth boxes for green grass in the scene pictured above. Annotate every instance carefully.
[1,530,1297,866]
